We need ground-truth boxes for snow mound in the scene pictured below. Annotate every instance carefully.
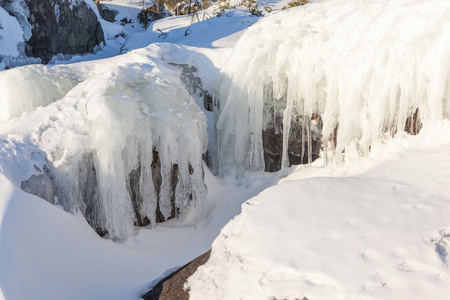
[187,143,450,300]
[0,65,81,122]
[0,45,207,239]
[214,0,450,176]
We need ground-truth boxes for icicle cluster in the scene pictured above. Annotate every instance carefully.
[0,52,207,239]
[214,0,450,177]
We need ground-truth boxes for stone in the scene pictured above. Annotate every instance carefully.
[24,0,105,63]
[142,250,211,300]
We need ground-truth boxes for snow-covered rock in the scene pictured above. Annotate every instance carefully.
[0,45,208,239]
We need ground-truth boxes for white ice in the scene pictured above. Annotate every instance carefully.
[214,0,450,176]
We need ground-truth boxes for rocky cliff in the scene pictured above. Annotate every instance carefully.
[0,0,105,66]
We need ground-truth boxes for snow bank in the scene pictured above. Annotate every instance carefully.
[214,0,450,176]
[0,45,207,239]
[188,142,450,300]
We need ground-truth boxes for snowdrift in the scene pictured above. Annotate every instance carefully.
[0,45,207,239]
[188,143,450,300]
[214,0,450,177]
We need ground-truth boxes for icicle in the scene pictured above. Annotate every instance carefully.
[307,116,312,165]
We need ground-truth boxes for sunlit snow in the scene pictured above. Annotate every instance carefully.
[0,0,449,299]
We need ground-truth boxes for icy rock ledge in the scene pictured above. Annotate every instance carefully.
[213,0,450,177]
[0,55,207,239]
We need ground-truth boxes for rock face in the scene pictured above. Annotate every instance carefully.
[19,148,203,237]
[24,0,104,63]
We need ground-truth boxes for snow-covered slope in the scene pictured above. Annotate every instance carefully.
[0,167,277,300]
[188,142,450,300]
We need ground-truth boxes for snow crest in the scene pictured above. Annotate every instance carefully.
[214,0,450,177]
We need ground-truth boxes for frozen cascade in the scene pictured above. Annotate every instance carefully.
[0,48,208,239]
[214,0,450,177]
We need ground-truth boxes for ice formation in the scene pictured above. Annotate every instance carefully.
[214,0,450,177]
[0,47,207,239]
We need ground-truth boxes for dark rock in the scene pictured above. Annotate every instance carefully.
[98,3,117,22]
[169,63,213,112]
[24,0,105,63]
[404,107,422,135]
[142,250,211,300]
[138,6,163,29]
[152,149,180,223]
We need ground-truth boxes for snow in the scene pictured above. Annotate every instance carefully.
[188,141,450,300]
[1,0,31,41]
[0,161,275,300]
[0,6,23,58]
[1,0,450,299]
[122,9,258,51]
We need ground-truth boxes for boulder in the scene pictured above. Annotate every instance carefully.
[24,0,104,63]
[142,250,211,300]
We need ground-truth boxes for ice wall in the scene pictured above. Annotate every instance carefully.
[214,0,450,176]
[0,48,207,239]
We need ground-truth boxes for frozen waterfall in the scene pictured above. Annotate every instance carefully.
[0,46,208,239]
[214,0,450,177]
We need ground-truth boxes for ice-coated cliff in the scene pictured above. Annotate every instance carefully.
[214,0,450,177]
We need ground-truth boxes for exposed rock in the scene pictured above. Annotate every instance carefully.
[169,63,213,112]
[98,3,117,22]
[20,165,55,204]
[404,107,422,135]
[129,149,182,227]
[24,0,105,63]
[142,250,211,300]
[20,148,202,237]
